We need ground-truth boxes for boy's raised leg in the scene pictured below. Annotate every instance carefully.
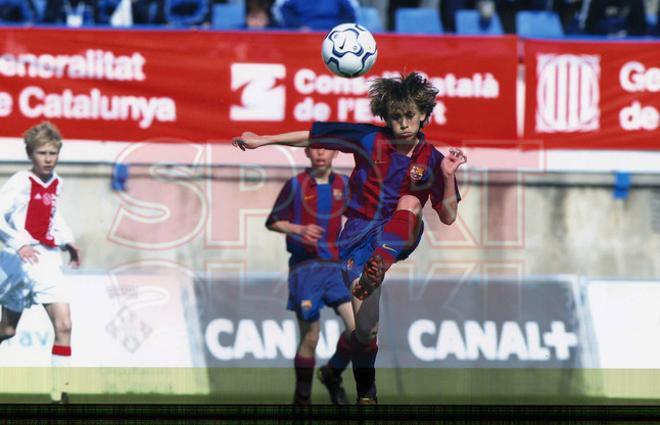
[352,197,422,300]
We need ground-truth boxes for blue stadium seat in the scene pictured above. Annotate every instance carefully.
[165,0,208,27]
[31,0,47,22]
[212,3,244,29]
[0,0,35,24]
[395,8,443,34]
[96,0,122,25]
[455,9,503,35]
[516,11,564,37]
[111,163,129,192]
[357,6,383,33]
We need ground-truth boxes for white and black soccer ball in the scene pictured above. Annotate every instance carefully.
[322,23,378,78]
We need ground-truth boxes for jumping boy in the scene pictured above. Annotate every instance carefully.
[0,121,81,404]
[233,73,467,403]
[266,146,355,405]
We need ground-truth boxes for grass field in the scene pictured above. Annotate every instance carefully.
[1,368,659,404]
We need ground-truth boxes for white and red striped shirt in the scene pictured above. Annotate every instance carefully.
[0,170,74,252]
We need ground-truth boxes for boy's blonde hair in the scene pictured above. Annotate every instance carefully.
[24,121,62,157]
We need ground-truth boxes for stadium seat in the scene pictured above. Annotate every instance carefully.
[212,3,245,30]
[455,9,503,35]
[395,8,443,34]
[30,0,47,22]
[357,6,383,33]
[111,163,129,192]
[165,0,208,27]
[516,11,564,37]
[0,0,35,24]
[96,0,122,25]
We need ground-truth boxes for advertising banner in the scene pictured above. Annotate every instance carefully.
[0,269,208,395]
[0,29,518,144]
[0,270,199,368]
[586,280,660,369]
[523,39,660,150]
[197,276,593,368]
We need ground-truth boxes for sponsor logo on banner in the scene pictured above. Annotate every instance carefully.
[408,319,578,362]
[536,54,600,133]
[230,63,286,121]
[0,30,519,142]
[0,48,177,129]
[196,277,592,368]
[618,61,660,131]
[204,318,341,361]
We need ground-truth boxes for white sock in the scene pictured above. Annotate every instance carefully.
[51,345,71,400]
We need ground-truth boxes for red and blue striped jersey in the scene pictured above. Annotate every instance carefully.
[309,122,460,220]
[266,168,349,264]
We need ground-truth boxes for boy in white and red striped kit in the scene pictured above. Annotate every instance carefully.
[0,121,81,404]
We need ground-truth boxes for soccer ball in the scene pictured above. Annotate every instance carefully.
[322,23,378,78]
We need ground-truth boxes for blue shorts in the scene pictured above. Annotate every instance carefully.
[287,260,351,322]
[338,216,424,286]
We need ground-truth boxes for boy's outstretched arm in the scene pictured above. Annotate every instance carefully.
[435,148,467,225]
[232,131,311,150]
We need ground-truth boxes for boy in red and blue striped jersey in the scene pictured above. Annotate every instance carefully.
[234,73,467,404]
[266,146,355,405]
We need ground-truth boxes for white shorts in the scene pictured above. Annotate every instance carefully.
[0,245,69,313]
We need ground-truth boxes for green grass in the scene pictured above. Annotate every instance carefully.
[1,368,659,404]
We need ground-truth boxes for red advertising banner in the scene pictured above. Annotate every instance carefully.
[523,39,660,150]
[0,28,518,145]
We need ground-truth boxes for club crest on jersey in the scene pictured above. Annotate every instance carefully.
[410,164,426,182]
[42,193,55,206]
[301,300,313,310]
[333,188,343,200]
[346,258,354,270]
[36,193,55,206]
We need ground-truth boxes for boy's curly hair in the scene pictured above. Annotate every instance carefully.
[369,72,439,122]
[24,121,62,157]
